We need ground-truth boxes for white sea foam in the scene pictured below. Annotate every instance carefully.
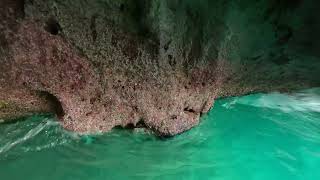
[235,88,320,113]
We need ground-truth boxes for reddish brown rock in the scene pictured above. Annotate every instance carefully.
[1,20,221,136]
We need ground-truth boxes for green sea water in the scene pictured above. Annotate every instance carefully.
[0,88,320,180]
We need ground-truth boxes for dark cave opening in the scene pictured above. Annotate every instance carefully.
[38,91,64,119]
[44,18,61,35]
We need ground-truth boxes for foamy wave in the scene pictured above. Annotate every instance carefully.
[233,88,320,112]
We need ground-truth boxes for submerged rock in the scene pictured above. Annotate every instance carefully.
[0,0,319,136]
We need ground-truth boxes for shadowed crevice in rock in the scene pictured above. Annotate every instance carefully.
[44,17,61,35]
[184,107,196,114]
[37,91,64,119]
[114,120,147,130]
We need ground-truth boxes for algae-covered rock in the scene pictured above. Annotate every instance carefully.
[0,101,8,109]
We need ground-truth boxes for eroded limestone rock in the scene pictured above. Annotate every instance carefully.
[0,0,319,136]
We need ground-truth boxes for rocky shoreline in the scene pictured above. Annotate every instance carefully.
[1,0,319,136]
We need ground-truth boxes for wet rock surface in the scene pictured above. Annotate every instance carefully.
[0,0,319,136]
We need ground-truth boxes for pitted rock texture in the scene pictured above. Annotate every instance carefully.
[2,20,220,136]
[1,0,319,136]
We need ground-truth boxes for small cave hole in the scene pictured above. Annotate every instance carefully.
[124,123,135,129]
[136,120,146,128]
[114,120,147,130]
[38,91,64,119]
[45,18,61,35]
[184,107,196,113]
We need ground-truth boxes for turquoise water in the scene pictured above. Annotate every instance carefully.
[1,88,320,180]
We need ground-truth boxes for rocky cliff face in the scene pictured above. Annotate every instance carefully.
[1,0,319,136]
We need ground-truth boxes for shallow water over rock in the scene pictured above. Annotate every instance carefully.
[0,88,320,180]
